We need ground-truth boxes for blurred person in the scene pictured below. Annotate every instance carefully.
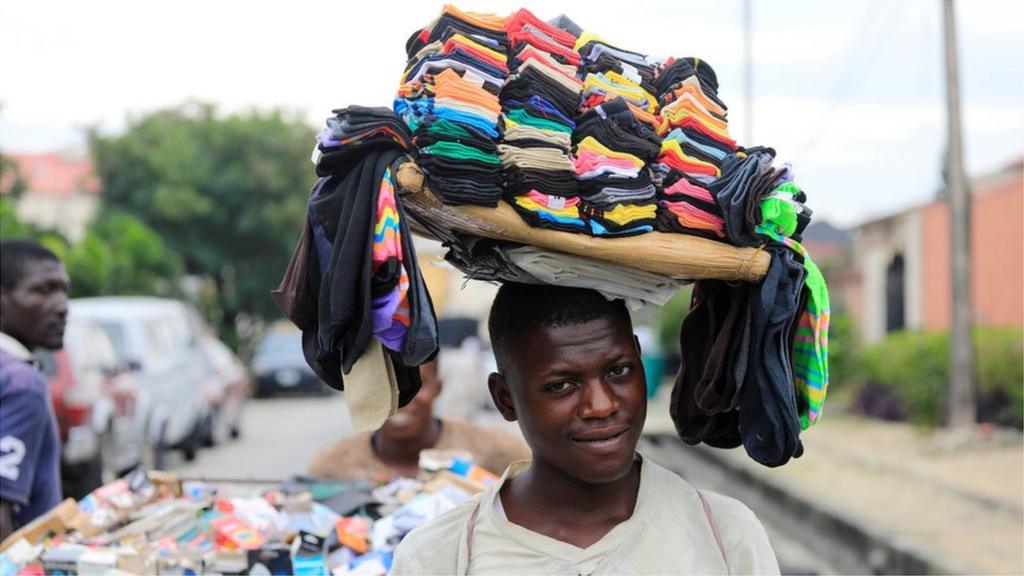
[308,359,530,479]
[392,284,778,574]
[0,239,68,541]
[435,335,489,421]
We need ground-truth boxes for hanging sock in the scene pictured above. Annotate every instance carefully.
[345,339,399,432]
[757,182,830,429]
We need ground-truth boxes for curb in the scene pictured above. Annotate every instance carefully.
[644,433,975,575]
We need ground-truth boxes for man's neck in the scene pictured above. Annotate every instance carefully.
[501,457,643,548]
[372,419,442,469]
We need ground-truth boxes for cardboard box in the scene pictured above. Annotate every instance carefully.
[0,499,78,552]
[290,531,326,576]
[206,550,248,575]
[248,544,293,574]
[147,471,183,497]
[41,544,89,574]
[211,515,266,550]
[76,548,118,575]
[113,545,154,575]
[334,517,370,554]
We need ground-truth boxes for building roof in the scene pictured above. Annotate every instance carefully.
[851,154,1023,231]
[2,152,100,197]
[972,155,1023,194]
[802,221,851,246]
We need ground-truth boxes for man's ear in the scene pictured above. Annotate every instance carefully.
[487,372,517,422]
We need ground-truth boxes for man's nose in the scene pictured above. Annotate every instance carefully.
[51,290,69,317]
[578,379,620,420]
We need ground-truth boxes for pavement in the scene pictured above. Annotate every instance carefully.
[172,393,355,481]
[644,388,1024,575]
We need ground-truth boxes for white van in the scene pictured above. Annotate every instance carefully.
[69,297,210,469]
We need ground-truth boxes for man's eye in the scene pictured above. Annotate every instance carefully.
[609,364,633,378]
[544,381,574,393]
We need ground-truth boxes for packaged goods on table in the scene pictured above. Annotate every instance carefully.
[0,454,498,576]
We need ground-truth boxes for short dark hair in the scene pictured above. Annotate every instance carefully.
[0,238,60,291]
[487,283,632,372]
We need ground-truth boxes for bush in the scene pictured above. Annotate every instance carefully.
[827,313,861,383]
[860,328,1023,428]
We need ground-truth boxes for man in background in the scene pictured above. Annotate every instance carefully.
[0,239,68,541]
[309,360,530,479]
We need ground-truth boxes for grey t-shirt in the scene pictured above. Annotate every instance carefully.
[392,454,779,575]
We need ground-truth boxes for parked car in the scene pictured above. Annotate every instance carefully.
[39,318,143,498]
[251,326,332,397]
[70,297,210,469]
[197,335,250,446]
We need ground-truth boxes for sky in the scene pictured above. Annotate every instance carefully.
[1,0,1022,227]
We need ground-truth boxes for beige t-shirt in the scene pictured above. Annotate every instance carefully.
[391,455,780,575]
[307,419,531,479]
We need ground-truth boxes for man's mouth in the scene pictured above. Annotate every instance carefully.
[571,425,631,451]
[46,319,66,337]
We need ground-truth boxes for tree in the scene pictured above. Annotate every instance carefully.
[28,214,183,300]
[0,197,31,238]
[90,102,314,335]
[0,148,30,236]
[92,213,184,296]
[0,152,28,201]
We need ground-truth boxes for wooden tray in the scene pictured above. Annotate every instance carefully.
[395,161,769,282]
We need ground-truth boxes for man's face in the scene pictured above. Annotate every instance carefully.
[379,362,442,440]
[491,316,647,484]
[0,259,69,350]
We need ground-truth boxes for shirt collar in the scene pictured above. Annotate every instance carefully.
[0,331,36,363]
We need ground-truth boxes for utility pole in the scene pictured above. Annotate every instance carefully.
[942,0,975,429]
[742,0,753,145]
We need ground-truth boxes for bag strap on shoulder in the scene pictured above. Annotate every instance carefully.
[697,489,729,572]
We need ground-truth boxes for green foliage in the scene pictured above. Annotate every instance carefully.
[89,102,313,330]
[974,328,1024,427]
[861,328,1024,428]
[0,151,28,200]
[827,314,861,384]
[657,285,693,352]
[0,197,180,299]
[861,331,949,426]
[92,213,184,295]
[0,197,31,238]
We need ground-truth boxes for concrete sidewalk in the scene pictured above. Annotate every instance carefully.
[644,390,1024,575]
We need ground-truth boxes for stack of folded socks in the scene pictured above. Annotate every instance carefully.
[568,33,662,237]
[500,8,585,232]
[650,57,737,238]
[571,97,661,236]
[576,31,661,134]
[395,6,509,206]
[313,106,414,177]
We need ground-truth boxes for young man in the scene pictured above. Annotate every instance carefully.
[392,283,779,574]
[0,239,68,542]
[308,360,529,479]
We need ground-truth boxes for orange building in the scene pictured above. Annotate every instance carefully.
[848,157,1023,343]
[1,151,100,242]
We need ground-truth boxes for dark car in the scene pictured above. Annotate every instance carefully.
[40,320,144,498]
[251,327,332,397]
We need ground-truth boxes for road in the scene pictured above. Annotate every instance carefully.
[168,393,835,574]
[171,393,355,480]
